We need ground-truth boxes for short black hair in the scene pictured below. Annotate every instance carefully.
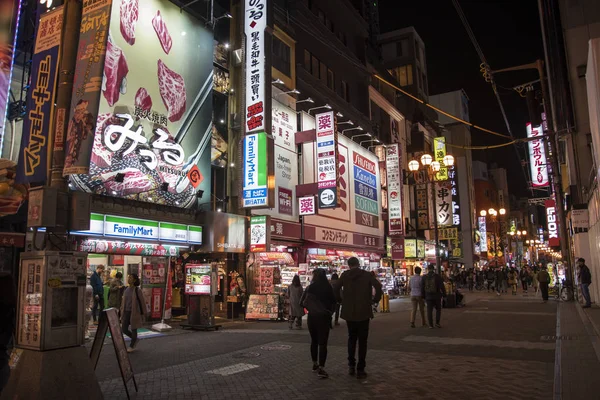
[347,257,360,267]
[415,267,422,274]
[130,273,141,287]
[115,272,123,279]
[427,265,435,271]
[578,258,585,263]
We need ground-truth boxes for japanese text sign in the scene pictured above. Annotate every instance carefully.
[433,136,448,181]
[435,182,453,226]
[386,143,403,235]
[298,196,316,216]
[243,132,269,207]
[250,215,269,252]
[545,199,560,247]
[316,111,338,209]
[245,0,267,133]
[479,216,488,252]
[527,123,549,188]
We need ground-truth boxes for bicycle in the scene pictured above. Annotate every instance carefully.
[559,279,574,301]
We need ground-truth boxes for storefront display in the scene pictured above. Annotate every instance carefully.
[245,294,281,321]
[185,264,211,294]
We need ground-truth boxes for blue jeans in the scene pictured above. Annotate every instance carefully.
[581,283,592,306]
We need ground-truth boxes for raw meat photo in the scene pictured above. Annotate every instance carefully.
[152,10,173,54]
[120,0,139,45]
[103,38,129,107]
[158,59,186,122]
[135,87,152,111]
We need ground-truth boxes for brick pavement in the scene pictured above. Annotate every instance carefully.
[94,291,570,399]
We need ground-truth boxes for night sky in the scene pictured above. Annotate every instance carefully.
[379,0,544,198]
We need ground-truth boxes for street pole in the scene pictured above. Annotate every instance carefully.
[431,178,441,274]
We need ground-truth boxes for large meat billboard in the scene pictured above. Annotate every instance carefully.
[65,0,213,208]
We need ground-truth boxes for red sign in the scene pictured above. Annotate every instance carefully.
[270,219,301,239]
[391,238,405,260]
[545,199,560,247]
[151,288,163,319]
[0,233,25,247]
[164,268,173,319]
[352,152,377,175]
[278,187,293,215]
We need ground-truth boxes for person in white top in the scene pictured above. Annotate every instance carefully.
[408,267,426,328]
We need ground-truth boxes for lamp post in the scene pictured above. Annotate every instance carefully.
[408,153,455,274]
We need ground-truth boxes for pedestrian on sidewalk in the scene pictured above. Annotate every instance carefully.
[520,267,529,293]
[486,268,495,292]
[107,271,125,310]
[422,265,447,328]
[408,267,426,328]
[120,273,147,352]
[467,269,474,292]
[287,275,304,329]
[330,273,341,327]
[537,266,551,302]
[508,268,518,295]
[334,257,382,380]
[90,265,105,324]
[577,258,593,308]
[301,269,336,379]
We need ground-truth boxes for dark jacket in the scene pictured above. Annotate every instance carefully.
[107,278,124,309]
[334,268,382,321]
[580,265,592,285]
[421,272,447,300]
[90,271,104,297]
[302,281,336,316]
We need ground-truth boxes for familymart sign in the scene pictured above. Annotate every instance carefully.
[76,213,202,244]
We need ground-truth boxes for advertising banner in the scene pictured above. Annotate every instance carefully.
[250,215,269,252]
[416,185,429,230]
[404,239,416,258]
[545,199,560,247]
[79,239,181,256]
[316,111,338,209]
[185,264,211,294]
[298,196,315,216]
[15,7,63,184]
[243,132,269,207]
[354,151,379,228]
[479,216,488,252]
[435,181,453,226]
[391,238,404,260]
[0,0,21,148]
[527,123,549,188]
[66,0,214,208]
[417,239,425,258]
[244,0,267,134]
[386,143,403,235]
[433,136,448,181]
[449,165,460,227]
[439,227,458,240]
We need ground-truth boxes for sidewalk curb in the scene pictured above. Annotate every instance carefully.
[574,302,600,363]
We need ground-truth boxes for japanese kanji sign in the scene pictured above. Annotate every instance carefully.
[243,132,269,207]
[250,215,269,252]
[316,111,338,209]
[435,181,453,227]
[527,123,549,188]
[478,216,488,252]
[245,0,268,134]
[433,136,448,181]
[298,196,316,216]
[439,227,458,240]
[386,143,403,235]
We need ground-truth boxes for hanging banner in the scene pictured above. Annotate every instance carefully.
[62,0,112,175]
[478,216,488,252]
[391,238,404,260]
[433,136,448,181]
[15,6,63,184]
[545,199,560,247]
[386,143,403,235]
[416,185,429,230]
[250,215,269,252]
[527,123,549,188]
[244,0,268,134]
[243,132,269,207]
[404,238,416,258]
[316,111,338,209]
[66,0,214,208]
[435,181,453,227]
[0,0,22,150]
[353,151,379,227]
[164,266,173,319]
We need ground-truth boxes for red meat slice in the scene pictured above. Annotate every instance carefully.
[120,0,139,45]
[135,88,152,111]
[157,60,186,122]
[152,10,172,55]
[90,113,113,169]
[101,168,153,196]
[103,39,129,107]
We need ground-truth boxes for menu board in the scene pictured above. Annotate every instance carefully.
[245,294,280,320]
[18,258,45,349]
[185,264,211,294]
[280,266,299,286]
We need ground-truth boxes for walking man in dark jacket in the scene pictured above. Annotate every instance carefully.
[537,266,551,302]
[334,257,382,380]
[90,265,105,324]
[421,265,447,328]
[578,258,593,308]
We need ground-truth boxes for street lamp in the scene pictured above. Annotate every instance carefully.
[307,104,332,114]
[481,207,504,265]
[342,126,364,136]
[296,97,314,104]
[408,152,455,274]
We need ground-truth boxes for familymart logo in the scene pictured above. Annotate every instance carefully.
[105,216,159,240]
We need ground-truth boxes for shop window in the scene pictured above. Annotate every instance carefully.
[327,68,335,91]
[272,35,291,77]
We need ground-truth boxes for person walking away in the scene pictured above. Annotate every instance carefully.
[408,267,426,328]
[334,257,382,380]
[90,265,105,324]
[330,273,341,326]
[0,275,16,394]
[508,268,518,295]
[486,268,495,292]
[537,266,551,302]
[107,272,125,311]
[301,269,336,379]
[422,265,447,328]
[120,273,147,352]
[578,258,593,308]
[532,267,539,295]
[467,269,474,292]
[287,275,304,329]
[520,268,529,293]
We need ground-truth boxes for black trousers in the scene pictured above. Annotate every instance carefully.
[346,319,370,371]
[92,295,104,322]
[522,281,528,290]
[540,282,549,300]
[333,303,340,324]
[121,310,138,346]
[426,298,442,326]
[307,314,331,367]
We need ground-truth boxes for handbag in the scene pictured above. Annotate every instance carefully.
[135,287,145,315]
[301,292,332,317]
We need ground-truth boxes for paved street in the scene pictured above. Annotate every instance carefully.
[93,291,600,399]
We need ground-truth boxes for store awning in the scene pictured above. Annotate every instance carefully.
[336,251,357,258]
[307,254,339,261]
[258,252,294,265]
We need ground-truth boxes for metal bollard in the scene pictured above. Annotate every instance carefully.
[379,294,390,313]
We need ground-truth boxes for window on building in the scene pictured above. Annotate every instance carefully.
[318,9,325,24]
[311,55,320,79]
[272,35,291,77]
[304,49,311,71]
[341,80,348,102]
[382,43,395,60]
[389,65,413,87]
[320,62,327,83]
[327,69,335,91]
